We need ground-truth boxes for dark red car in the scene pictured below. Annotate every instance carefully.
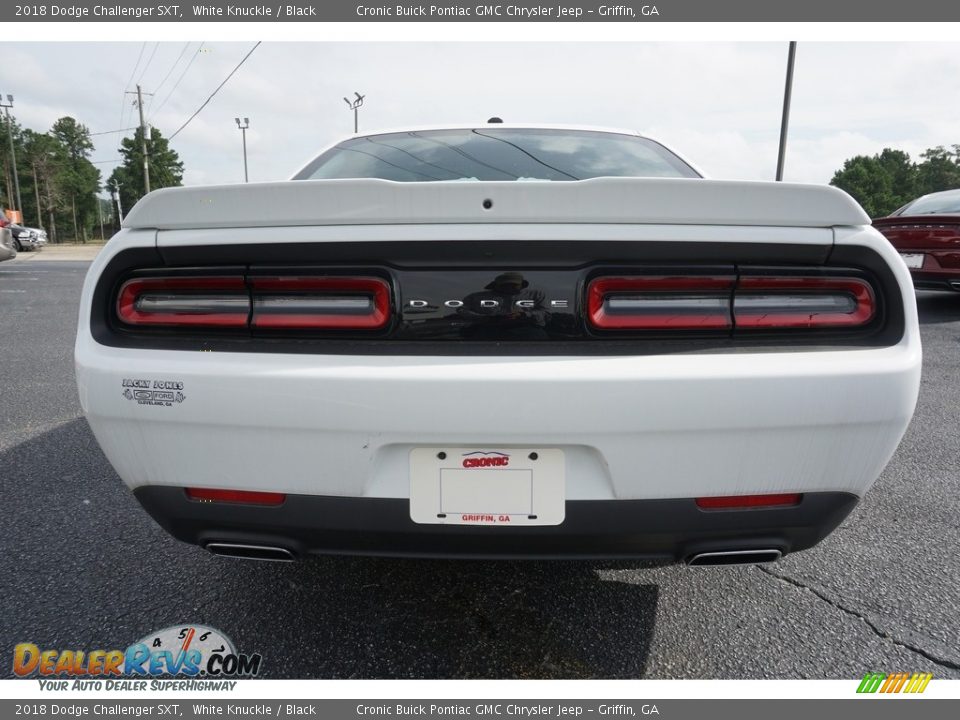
[873,189,960,292]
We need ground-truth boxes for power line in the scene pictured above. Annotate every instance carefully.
[120,42,147,130]
[149,41,204,121]
[147,41,191,115]
[169,41,261,140]
[136,42,161,86]
[89,127,138,137]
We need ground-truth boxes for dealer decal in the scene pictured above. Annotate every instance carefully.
[121,379,186,407]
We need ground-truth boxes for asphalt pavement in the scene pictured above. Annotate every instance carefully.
[1,259,958,679]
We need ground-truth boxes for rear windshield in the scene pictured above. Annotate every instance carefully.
[895,189,960,216]
[293,128,700,182]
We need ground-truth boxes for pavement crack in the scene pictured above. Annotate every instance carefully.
[757,565,960,671]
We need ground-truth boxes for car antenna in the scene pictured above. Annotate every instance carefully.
[487,117,504,123]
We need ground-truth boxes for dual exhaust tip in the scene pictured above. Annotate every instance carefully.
[205,542,296,562]
[686,549,783,566]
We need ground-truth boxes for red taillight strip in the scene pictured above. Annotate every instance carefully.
[185,487,286,506]
[249,276,391,330]
[696,493,802,510]
[117,276,249,327]
[734,276,875,329]
[587,276,735,330]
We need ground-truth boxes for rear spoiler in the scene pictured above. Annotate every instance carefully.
[122,176,870,231]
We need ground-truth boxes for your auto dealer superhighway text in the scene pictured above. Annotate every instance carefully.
[356,5,657,18]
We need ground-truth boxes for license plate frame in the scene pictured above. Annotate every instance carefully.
[409,448,565,526]
[900,253,925,269]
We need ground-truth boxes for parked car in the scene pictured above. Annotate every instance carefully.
[9,224,43,252]
[0,211,16,262]
[873,188,960,291]
[75,124,921,565]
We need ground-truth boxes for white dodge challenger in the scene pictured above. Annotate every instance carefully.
[75,124,921,565]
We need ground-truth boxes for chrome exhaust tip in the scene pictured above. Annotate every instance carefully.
[205,542,296,562]
[949,281,960,291]
[686,549,782,566]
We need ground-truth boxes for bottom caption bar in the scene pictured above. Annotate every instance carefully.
[3,700,957,720]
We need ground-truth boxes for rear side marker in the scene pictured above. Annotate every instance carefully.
[696,493,802,510]
[186,487,286,506]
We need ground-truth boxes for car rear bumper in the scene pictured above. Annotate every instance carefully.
[134,485,859,561]
[77,343,920,503]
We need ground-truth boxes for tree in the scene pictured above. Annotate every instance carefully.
[830,150,914,218]
[830,145,960,218]
[915,145,960,197]
[49,117,100,242]
[108,126,184,214]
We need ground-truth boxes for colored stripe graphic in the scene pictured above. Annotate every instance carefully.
[857,672,932,694]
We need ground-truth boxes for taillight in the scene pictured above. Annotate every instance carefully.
[115,273,392,331]
[696,493,802,510]
[250,276,390,330]
[734,276,875,329]
[116,276,249,327]
[186,487,286,506]
[588,271,877,333]
[587,275,735,330]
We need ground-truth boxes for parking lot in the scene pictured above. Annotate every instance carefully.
[1,254,958,679]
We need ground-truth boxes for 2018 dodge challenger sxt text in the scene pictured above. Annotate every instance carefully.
[75,125,921,564]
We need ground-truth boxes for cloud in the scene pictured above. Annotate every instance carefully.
[1,41,958,190]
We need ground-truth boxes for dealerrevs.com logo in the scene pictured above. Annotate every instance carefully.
[13,624,262,690]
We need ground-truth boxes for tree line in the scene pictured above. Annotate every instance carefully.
[0,115,183,242]
[830,145,960,218]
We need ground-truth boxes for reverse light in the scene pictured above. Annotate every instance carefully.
[250,276,391,330]
[587,275,735,330]
[696,493,802,510]
[185,487,286,506]
[116,276,249,327]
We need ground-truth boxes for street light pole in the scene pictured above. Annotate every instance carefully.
[343,92,365,133]
[776,41,797,182]
[0,94,23,217]
[235,117,250,182]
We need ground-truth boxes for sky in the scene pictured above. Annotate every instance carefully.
[2,41,959,192]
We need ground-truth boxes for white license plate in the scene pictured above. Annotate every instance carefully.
[409,448,565,526]
[900,253,925,269]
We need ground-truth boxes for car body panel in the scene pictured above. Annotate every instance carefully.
[874,214,960,290]
[75,128,920,561]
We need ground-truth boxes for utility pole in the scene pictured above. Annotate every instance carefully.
[776,42,797,182]
[343,92,365,133]
[235,117,250,182]
[126,85,153,194]
[0,94,23,217]
[113,183,124,224]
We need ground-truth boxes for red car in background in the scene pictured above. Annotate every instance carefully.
[874,189,960,292]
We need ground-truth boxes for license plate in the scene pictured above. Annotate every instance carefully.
[900,253,925,269]
[409,448,565,526]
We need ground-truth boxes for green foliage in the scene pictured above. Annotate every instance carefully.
[831,145,960,218]
[1,114,184,242]
[2,115,101,242]
[107,126,184,215]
